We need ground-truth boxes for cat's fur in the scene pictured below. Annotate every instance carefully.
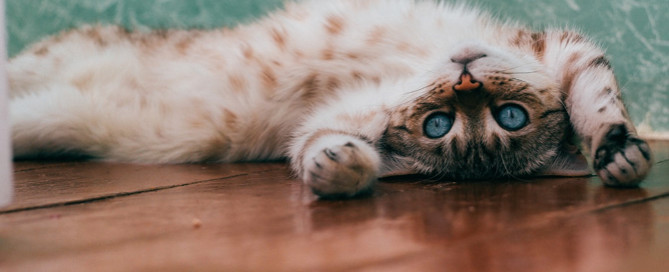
[9,0,653,198]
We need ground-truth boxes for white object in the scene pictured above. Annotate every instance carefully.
[0,0,12,207]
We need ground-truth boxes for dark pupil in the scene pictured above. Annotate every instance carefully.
[503,108,516,119]
[497,105,527,131]
[424,113,452,138]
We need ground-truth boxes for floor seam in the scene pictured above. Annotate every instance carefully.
[0,173,252,214]
[588,191,669,213]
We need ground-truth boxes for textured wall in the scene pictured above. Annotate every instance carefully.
[6,0,668,133]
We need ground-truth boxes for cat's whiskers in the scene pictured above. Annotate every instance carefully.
[498,66,526,73]
[509,77,530,84]
[498,153,516,176]
[396,83,433,107]
[427,170,450,183]
[618,80,633,96]
[497,63,537,73]
[503,70,540,75]
[498,155,533,182]
[655,159,669,166]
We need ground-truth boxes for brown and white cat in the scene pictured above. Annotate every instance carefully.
[9,0,652,198]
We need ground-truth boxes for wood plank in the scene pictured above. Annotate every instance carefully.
[3,162,285,213]
[0,141,667,271]
[1,169,667,270]
[362,197,669,272]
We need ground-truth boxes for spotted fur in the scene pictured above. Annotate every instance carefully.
[9,0,652,197]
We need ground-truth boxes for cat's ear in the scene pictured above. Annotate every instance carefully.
[537,143,591,177]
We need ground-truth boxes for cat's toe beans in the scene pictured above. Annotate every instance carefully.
[595,138,652,187]
[302,136,380,198]
[598,153,639,186]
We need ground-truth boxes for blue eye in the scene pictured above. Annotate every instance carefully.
[496,104,528,131]
[423,113,453,139]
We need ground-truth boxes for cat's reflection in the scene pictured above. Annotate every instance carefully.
[304,177,653,270]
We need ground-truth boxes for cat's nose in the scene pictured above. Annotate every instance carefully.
[450,49,487,65]
[453,71,482,92]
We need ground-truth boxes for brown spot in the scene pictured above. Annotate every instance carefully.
[396,42,410,52]
[260,66,278,89]
[300,73,320,100]
[115,26,132,37]
[346,52,360,60]
[126,78,141,90]
[598,106,607,113]
[270,27,286,50]
[223,108,238,129]
[566,53,582,68]
[511,29,530,46]
[366,26,387,45]
[228,74,247,92]
[560,31,585,44]
[154,29,170,39]
[531,32,546,59]
[511,30,546,59]
[242,43,254,60]
[176,38,193,54]
[351,71,364,80]
[326,77,340,90]
[562,52,583,92]
[322,47,335,60]
[34,46,49,56]
[325,15,345,35]
[596,87,616,101]
[589,55,612,70]
[73,73,95,90]
[85,27,107,47]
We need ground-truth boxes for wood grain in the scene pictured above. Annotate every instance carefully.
[0,141,668,271]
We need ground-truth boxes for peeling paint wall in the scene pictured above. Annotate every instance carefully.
[6,0,668,134]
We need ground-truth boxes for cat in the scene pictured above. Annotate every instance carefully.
[9,0,653,198]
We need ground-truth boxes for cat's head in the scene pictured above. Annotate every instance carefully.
[383,43,587,179]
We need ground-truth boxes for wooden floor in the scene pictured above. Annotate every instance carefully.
[1,142,668,271]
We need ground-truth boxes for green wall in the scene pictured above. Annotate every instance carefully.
[6,0,668,133]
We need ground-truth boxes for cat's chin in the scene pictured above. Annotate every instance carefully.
[535,145,591,177]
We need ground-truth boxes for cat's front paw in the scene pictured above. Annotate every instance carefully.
[593,124,652,187]
[301,134,380,198]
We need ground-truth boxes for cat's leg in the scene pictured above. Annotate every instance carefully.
[538,30,652,186]
[289,91,389,198]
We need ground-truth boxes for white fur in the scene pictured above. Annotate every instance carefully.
[10,0,651,196]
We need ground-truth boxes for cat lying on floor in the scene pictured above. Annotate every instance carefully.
[9,0,652,198]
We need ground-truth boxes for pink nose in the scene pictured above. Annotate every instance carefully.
[453,72,481,92]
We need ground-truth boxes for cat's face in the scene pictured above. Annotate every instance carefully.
[383,44,569,179]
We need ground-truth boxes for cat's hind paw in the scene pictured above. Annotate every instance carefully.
[301,134,380,199]
[594,124,652,187]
